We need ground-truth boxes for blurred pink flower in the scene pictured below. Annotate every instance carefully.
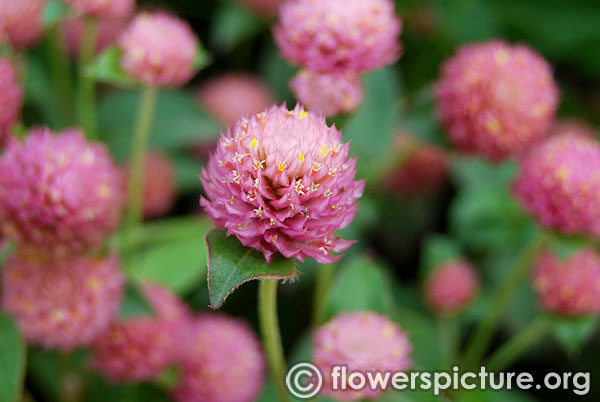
[0,58,22,145]
[119,12,199,87]
[173,313,265,402]
[0,128,125,259]
[196,73,274,128]
[435,40,559,161]
[0,0,45,48]
[61,17,126,57]
[274,0,402,73]
[65,0,135,19]
[314,312,412,401]
[91,283,190,382]
[237,0,284,18]
[513,132,600,237]
[1,253,124,351]
[532,249,600,316]
[290,69,363,117]
[424,260,479,314]
[200,104,364,263]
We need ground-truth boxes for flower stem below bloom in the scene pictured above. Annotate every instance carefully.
[439,314,459,369]
[77,17,98,139]
[60,353,81,402]
[486,316,549,371]
[312,263,336,328]
[47,26,75,127]
[258,279,290,402]
[461,231,548,369]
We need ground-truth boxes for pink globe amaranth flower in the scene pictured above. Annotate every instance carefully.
[173,313,265,402]
[0,128,125,259]
[0,58,22,146]
[200,104,365,263]
[136,151,176,218]
[91,283,190,382]
[237,0,283,18]
[290,69,363,117]
[314,312,412,401]
[0,0,45,48]
[513,133,600,237]
[382,134,448,196]
[65,0,135,19]
[196,73,275,128]
[274,0,402,73]
[119,12,199,87]
[435,40,559,161]
[424,260,478,314]
[1,253,124,351]
[532,249,600,316]
[61,16,126,57]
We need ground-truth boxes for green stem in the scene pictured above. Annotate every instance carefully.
[461,231,548,369]
[312,263,336,328]
[124,86,158,251]
[77,17,98,138]
[486,317,549,371]
[439,315,459,369]
[48,26,75,127]
[258,279,290,402]
[60,354,81,402]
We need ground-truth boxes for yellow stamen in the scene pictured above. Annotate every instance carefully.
[298,152,304,161]
[277,162,287,172]
[250,138,258,148]
[299,110,308,119]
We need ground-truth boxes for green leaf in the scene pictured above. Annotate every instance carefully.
[325,256,396,319]
[88,47,137,89]
[547,233,588,260]
[173,153,205,193]
[0,313,26,402]
[393,307,444,370]
[119,282,155,318]
[420,234,462,274]
[43,0,69,29]
[206,229,296,309]
[548,315,599,354]
[211,0,266,51]
[193,44,212,70]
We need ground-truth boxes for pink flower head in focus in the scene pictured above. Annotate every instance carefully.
[274,0,402,73]
[313,312,412,401]
[1,253,124,351]
[0,58,22,145]
[424,260,479,314]
[0,0,45,48]
[435,40,559,161]
[200,104,365,263]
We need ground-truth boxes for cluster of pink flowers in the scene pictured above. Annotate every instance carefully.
[65,0,136,19]
[0,58,22,145]
[313,312,412,401]
[0,0,45,48]
[200,104,364,263]
[532,249,600,316]
[435,40,559,161]
[275,0,402,116]
[424,260,479,314]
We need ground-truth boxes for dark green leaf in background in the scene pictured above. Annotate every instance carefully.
[119,282,155,318]
[0,313,26,402]
[549,315,599,355]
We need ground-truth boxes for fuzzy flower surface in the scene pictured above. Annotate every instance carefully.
[135,151,176,218]
[196,73,274,128]
[314,312,412,401]
[91,283,190,382]
[0,128,125,259]
[0,0,45,47]
[0,58,22,145]
[290,69,363,117]
[62,16,126,57]
[532,249,600,316]
[200,104,364,263]
[65,0,135,19]
[173,313,265,402]
[513,133,600,237]
[274,0,402,73]
[424,260,478,314]
[1,253,124,351]
[435,40,558,161]
[119,12,199,87]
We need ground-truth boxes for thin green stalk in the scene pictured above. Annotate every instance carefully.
[258,279,290,402]
[77,18,98,138]
[439,315,459,369]
[461,231,548,369]
[486,317,549,371]
[60,354,81,402]
[48,26,75,127]
[312,263,336,328]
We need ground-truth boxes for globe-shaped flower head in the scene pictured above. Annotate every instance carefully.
[173,313,265,402]
[435,40,559,161]
[314,312,412,401]
[1,253,125,351]
[65,0,135,19]
[119,12,199,87]
[532,249,600,316]
[513,133,600,237]
[0,58,23,145]
[424,260,479,314]
[274,0,402,73]
[200,105,365,263]
[0,129,125,259]
[290,69,363,117]
[0,0,45,48]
